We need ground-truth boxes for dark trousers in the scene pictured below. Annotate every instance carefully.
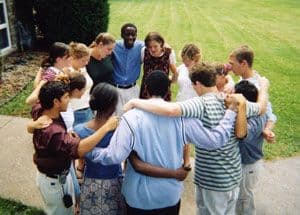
[126,200,181,215]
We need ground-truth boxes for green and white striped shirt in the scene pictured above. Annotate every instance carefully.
[179,92,260,191]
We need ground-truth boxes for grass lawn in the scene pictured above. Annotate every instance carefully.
[1,0,299,160]
[0,197,44,215]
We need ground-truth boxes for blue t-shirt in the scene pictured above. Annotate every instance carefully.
[73,123,122,179]
[239,114,268,164]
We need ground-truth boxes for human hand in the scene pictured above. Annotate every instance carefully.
[104,116,119,131]
[225,94,246,112]
[34,115,52,129]
[123,99,137,112]
[263,129,275,143]
[174,166,190,181]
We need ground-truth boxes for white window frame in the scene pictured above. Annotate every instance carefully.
[0,0,12,53]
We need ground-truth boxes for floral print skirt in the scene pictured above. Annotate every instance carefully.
[80,177,126,215]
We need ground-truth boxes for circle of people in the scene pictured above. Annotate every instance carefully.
[26,23,277,215]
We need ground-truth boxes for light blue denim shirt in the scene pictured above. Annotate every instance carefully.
[88,99,236,209]
[112,40,144,85]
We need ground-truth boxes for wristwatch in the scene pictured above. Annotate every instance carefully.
[183,163,192,171]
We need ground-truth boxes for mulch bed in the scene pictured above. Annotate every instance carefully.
[0,51,47,106]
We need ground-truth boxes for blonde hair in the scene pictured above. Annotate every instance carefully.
[90,32,115,48]
[69,42,90,59]
[181,43,201,62]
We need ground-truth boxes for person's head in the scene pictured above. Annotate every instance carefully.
[69,42,90,70]
[145,70,169,99]
[89,83,118,119]
[190,62,216,96]
[144,32,165,57]
[229,45,254,76]
[90,33,116,57]
[41,42,70,69]
[121,23,137,49]
[181,43,201,69]
[235,80,258,102]
[38,81,70,111]
[212,63,228,91]
[68,72,86,99]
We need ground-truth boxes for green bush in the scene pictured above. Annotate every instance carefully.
[34,0,109,44]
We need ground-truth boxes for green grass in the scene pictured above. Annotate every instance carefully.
[0,82,33,118]
[0,197,44,215]
[107,0,300,160]
[1,0,299,160]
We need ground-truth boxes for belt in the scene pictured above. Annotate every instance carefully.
[44,169,69,179]
[113,82,136,89]
[76,107,89,112]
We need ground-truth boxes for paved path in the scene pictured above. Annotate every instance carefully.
[0,115,299,214]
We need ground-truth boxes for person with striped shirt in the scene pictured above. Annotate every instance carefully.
[124,62,269,215]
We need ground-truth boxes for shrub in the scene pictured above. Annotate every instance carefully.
[34,0,109,45]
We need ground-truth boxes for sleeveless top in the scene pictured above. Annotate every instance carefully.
[140,47,172,101]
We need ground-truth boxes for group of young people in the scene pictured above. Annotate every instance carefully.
[26,22,276,215]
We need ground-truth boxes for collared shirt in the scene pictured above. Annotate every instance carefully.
[112,40,144,85]
[31,104,80,175]
[85,98,236,209]
[179,93,260,191]
[239,114,267,164]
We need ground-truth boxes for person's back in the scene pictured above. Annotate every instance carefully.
[121,104,185,209]
[180,64,242,192]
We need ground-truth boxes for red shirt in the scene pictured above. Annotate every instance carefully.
[31,104,80,175]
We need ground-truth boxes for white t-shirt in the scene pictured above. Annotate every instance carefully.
[176,64,197,101]
[68,67,93,111]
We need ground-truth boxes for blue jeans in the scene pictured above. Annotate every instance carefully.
[73,108,93,127]
[70,163,80,197]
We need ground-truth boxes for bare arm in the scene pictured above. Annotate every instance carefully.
[129,151,189,181]
[169,64,178,83]
[257,77,269,115]
[263,120,275,143]
[124,98,182,116]
[235,96,247,139]
[26,80,47,105]
[33,68,42,88]
[226,94,247,139]
[26,115,52,133]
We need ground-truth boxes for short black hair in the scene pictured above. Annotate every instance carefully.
[235,80,258,102]
[38,81,70,109]
[145,70,169,98]
[89,83,118,117]
[121,23,137,35]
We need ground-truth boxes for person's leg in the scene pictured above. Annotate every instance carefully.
[195,185,209,215]
[115,86,140,116]
[236,160,262,215]
[196,185,239,215]
[70,163,80,214]
[225,186,239,215]
[36,172,73,215]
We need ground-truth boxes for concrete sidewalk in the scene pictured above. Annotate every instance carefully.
[0,115,299,214]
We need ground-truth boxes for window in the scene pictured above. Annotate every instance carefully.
[0,0,11,53]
